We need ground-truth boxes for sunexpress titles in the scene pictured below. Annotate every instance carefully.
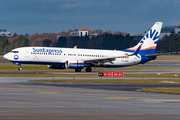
[32,48,63,54]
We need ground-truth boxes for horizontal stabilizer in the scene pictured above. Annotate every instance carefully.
[145,53,166,57]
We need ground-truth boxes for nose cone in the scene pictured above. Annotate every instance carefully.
[3,53,10,60]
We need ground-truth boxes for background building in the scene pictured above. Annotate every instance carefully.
[130,23,180,39]
[69,30,88,37]
[57,27,99,40]
[0,29,11,37]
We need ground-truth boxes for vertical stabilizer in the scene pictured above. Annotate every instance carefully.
[126,22,163,54]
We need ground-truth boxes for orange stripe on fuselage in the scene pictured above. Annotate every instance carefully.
[127,47,136,51]
[127,46,156,51]
[140,46,156,50]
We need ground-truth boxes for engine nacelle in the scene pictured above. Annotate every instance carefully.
[47,64,66,69]
[66,60,84,69]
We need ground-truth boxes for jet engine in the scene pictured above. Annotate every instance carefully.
[65,60,85,69]
[47,64,66,69]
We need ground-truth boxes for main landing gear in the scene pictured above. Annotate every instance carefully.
[75,67,92,72]
[85,67,92,72]
[75,68,81,72]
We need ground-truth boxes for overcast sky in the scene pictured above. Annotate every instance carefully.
[1,0,180,35]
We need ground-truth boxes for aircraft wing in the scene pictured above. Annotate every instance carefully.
[84,53,135,66]
[84,57,116,66]
[84,43,143,66]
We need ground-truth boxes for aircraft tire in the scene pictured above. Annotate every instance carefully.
[18,67,22,71]
[86,67,92,72]
[75,68,81,72]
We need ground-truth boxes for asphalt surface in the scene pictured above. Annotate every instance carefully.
[2,71,180,74]
[29,82,180,92]
[0,77,180,119]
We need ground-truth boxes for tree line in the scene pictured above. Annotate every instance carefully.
[156,34,180,53]
[1,32,180,54]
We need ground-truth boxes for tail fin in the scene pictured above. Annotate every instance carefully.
[126,22,163,54]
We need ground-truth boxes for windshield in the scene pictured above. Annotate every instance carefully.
[10,51,19,53]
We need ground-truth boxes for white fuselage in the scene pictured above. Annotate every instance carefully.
[4,47,141,67]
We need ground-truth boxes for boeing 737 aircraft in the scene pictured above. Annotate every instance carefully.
[3,22,163,72]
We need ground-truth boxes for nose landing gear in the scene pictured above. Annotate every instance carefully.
[13,62,22,71]
[18,67,22,71]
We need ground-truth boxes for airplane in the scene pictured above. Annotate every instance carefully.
[3,22,163,72]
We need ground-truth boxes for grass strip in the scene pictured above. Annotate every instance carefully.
[141,87,180,94]
[2,62,180,72]
[1,73,180,78]
[0,74,98,77]
[31,79,180,84]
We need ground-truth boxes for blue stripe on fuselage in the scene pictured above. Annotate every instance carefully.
[122,49,155,54]
[10,61,65,65]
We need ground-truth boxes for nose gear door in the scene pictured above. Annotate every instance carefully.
[25,48,30,58]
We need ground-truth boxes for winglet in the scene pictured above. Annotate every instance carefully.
[74,45,78,49]
[134,43,143,55]
[129,43,143,56]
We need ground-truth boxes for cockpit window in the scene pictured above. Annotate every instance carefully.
[11,51,19,53]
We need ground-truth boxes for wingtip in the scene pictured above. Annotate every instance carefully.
[74,45,78,49]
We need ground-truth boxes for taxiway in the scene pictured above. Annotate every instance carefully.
[1,71,180,75]
[0,77,180,119]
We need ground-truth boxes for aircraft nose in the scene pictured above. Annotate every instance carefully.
[3,53,10,60]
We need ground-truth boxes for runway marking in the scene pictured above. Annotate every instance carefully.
[104,97,134,99]
[0,88,17,90]
[36,91,90,95]
[0,87,86,95]
[104,97,180,103]
[140,98,180,103]
[37,92,63,94]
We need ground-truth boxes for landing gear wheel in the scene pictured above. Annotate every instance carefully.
[18,67,22,71]
[75,68,81,72]
[86,67,92,72]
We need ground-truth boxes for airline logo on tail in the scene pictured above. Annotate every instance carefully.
[141,29,159,44]
[125,22,162,54]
